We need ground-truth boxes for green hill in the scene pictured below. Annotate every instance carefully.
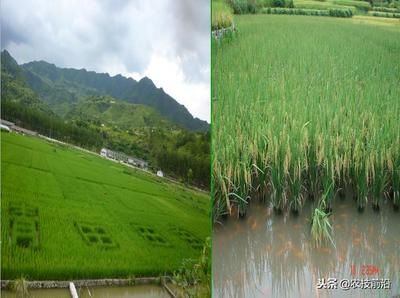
[1,50,209,131]
[66,95,175,130]
[1,50,53,114]
[20,57,209,131]
[1,50,210,188]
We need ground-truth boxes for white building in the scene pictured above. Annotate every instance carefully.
[100,148,108,157]
[157,170,164,177]
[0,124,11,132]
[100,148,148,169]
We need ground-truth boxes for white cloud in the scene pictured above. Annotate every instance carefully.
[1,0,210,122]
[141,54,210,121]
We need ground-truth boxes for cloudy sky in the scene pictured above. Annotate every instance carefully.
[1,0,210,122]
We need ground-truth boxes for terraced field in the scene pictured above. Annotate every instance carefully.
[1,132,209,279]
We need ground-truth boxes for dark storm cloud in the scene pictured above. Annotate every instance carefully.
[0,0,210,120]
[1,21,29,46]
[1,0,208,80]
[172,0,210,81]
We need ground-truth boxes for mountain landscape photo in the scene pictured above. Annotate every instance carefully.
[1,49,210,187]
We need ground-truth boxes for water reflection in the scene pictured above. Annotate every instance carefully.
[1,285,169,298]
[213,199,400,298]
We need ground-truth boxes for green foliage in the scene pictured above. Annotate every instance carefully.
[273,0,286,7]
[155,132,210,188]
[172,237,211,297]
[262,7,353,16]
[212,0,234,30]
[1,100,104,150]
[1,50,208,132]
[1,133,209,279]
[1,51,210,188]
[66,95,173,129]
[371,6,399,12]
[229,0,258,13]
[332,0,371,10]
[294,0,356,11]
[212,15,400,218]
[369,10,400,16]
[9,277,29,298]
[311,208,335,247]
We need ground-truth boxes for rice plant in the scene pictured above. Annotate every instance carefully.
[310,208,335,247]
[212,0,234,30]
[9,277,29,298]
[212,15,400,219]
[1,133,210,279]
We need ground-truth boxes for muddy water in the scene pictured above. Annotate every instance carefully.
[2,285,169,297]
[213,199,400,298]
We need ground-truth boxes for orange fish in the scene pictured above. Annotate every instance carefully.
[352,237,361,246]
[293,223,302,229]
[294,250,305,260]
[317,247,331,254]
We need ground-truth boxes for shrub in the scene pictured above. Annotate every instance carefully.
[261,7,353,17]
[229,0,254,13]
[272,0,286,7]
[212,1,234,30]
[371,6,399,12]
[332,0,371,11]
[369,10,400,17]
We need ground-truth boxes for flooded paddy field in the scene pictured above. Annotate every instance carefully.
[213,198,400,297]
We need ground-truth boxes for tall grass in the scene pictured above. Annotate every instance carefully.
[212,15,400,219]
[212,1,234,30]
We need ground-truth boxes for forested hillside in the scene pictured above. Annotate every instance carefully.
[1,50,210,188]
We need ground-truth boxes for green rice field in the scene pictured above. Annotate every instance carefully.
[1,132,209,280]
[212,15,400,219]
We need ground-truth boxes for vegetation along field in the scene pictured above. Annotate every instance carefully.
[212,15,400,224]
[1,132,209,280]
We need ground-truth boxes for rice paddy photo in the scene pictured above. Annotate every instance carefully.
[213,15,400,218]
[212,3,400,297]
[1,132,209,279]
[1,0,211,297]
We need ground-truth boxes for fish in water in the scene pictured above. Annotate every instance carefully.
[316,247,331,254]
[294,250,306,261]
[338,254,346,262]
[293,223,302,230]
[276,241,293,256]
[352,237,362,246]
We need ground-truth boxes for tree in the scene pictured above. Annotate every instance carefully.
[187,168,193,185]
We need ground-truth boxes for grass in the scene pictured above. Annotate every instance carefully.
[212,15,400,219]
[294,0,357,11]
[1,132,210,280]
[212,0,234,30]
[294,0,372,12]
[9,277,29,298]
[310,208,335,247]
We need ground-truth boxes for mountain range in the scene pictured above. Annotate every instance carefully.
[1,50,209,131]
